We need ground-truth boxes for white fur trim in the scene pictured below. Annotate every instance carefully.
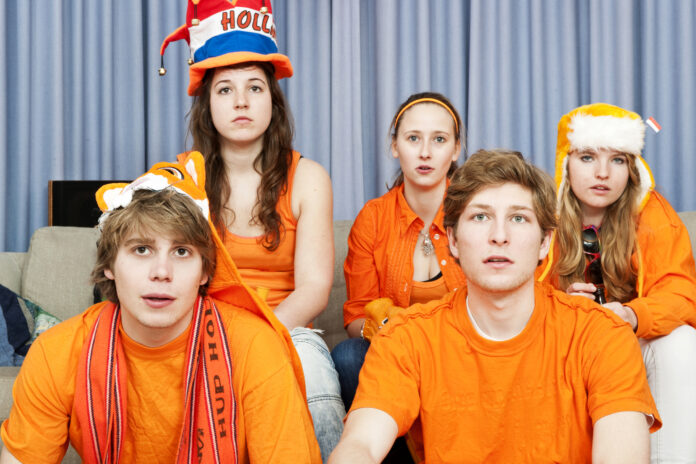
[98,173,209,226]
[568,114,645,156]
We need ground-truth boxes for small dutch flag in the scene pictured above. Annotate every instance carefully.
[646,117,661,133]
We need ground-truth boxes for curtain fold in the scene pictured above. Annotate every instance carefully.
[2,0,695,251]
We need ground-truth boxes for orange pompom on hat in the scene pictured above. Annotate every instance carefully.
[159,0,293,96]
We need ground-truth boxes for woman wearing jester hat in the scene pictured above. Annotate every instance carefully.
[538,103,696,462]
[160,0,344,460]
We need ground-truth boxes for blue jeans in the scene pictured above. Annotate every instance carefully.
[291,327,345,462]
[330,337,370,410]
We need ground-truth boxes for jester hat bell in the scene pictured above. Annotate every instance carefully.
[160,0,293,96]
[555,102,655,211]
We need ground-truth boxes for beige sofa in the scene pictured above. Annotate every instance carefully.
[1,213,696,461]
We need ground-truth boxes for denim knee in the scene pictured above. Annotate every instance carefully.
[331,337,370,410]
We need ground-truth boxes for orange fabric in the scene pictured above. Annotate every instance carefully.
[343,185,467,327]
[1,301,321,464]
[539,192,696,339]
[171,151,307,394]
[410,275,448,305]
[73,298,237,464]
[352,283,660,462]
[222,151,300,310]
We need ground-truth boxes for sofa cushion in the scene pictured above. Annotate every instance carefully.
[21,227,99,322]
[314,219,352,350]
[0,253,25,295]
[678,211,696,263]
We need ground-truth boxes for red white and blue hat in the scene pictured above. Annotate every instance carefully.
[160,0,293,96]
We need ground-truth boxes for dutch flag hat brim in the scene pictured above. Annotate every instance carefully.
[189,51,292,95]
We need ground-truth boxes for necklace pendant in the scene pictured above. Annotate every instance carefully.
[422,234,434,256]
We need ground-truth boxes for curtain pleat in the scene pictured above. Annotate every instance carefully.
[1,0,695,251]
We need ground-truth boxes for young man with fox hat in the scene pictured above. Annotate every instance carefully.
[0,152,321,463]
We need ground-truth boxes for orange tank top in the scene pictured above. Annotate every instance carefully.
[223,151,300,309]
[410,273,448,305]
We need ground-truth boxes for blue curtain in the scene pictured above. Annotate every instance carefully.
[2,0,695,251]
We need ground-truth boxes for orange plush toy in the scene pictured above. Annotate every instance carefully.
[362,298,404,341]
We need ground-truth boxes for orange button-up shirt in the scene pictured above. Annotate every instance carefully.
[343,185,467,328]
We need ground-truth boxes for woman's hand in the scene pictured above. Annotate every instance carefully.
[566,282,598,300]
[602,302,638,331]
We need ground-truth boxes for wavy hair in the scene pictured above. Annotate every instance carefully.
[188,62,294,251]
[389,92,465,189]
[92,189,216,304]
[556,154,641,302]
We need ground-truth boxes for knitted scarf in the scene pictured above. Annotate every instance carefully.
[73,297,238,463]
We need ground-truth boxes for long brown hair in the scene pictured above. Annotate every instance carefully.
[188,62,294,251]
[556,154,641,302]
[389,92,465,189]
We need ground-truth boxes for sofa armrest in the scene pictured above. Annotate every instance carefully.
[678,211,696,263]
[0,253,25,295]
[22,227,99,322]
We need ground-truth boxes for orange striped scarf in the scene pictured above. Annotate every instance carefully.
[74,297,238,463]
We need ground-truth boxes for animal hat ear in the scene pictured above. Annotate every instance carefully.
[95,151,210,224]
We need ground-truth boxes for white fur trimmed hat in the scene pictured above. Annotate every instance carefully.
[555,103,654,211]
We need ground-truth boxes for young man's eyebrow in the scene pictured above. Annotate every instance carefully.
[466,204,534,212]
[122,237,155,247]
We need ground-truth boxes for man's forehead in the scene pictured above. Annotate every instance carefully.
[464,183,534,210]
[120,228,190,246]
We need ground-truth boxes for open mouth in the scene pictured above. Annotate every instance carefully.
[417,165,433,173]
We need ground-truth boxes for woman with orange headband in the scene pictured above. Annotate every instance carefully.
[332,92,466,462]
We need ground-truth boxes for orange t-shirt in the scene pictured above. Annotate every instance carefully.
[343,184,467,327]
[1,301,320,463]
[352,282,660,462]
[222,151,300,309]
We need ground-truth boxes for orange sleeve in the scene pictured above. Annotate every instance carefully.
[628,193,696,339]
[582,311,661,431]
[238,321,321,463]
[1,334,73,463]
[343,203,381,328]
[349,313,421,436]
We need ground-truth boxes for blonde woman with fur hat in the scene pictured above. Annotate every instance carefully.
[539,103,696,462]
[159,0,344,460]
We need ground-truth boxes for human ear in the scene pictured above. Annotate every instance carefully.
[447,226,459,259]
[538,230,552,261]
[452,140,462,162]
[391,140,399,159]
[199,273,209,287]
[104,268,115,281]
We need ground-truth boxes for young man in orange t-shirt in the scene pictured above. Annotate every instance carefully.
[329,149,660,463]
[0,156,320,463]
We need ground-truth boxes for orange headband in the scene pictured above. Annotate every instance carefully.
[394,97,459,133]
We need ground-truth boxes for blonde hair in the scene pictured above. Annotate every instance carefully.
[556,154,640,301]
[92,189,216,304]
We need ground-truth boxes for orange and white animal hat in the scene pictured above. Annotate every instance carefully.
[555,102,655,211]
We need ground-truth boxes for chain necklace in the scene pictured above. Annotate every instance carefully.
[419,229,435,256]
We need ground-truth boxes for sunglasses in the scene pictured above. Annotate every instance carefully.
[582,225,606,304]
